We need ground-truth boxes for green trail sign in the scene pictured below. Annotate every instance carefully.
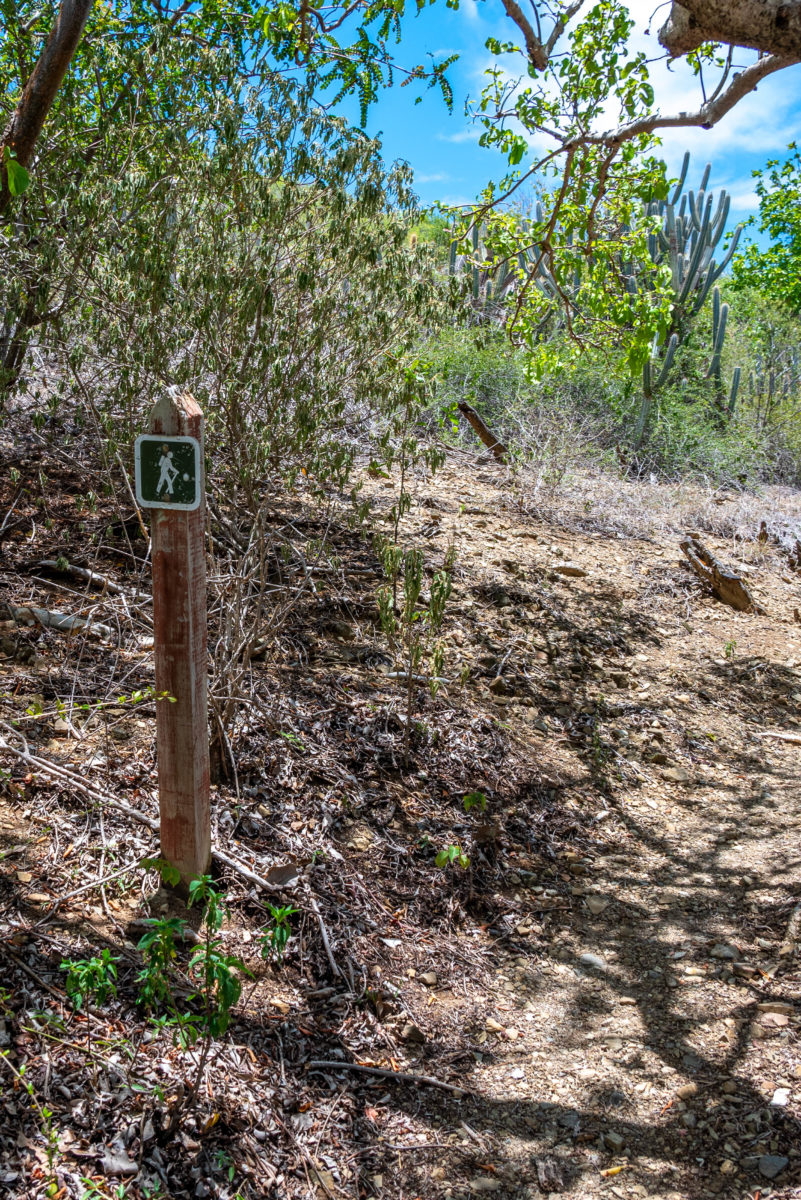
[135,435,202,510]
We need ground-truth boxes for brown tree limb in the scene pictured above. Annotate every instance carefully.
[679,537,766,613]
[499,0,548,70]
[0,0,94,215]
[456,402,508,461]
[660,0,801,60]
[572,50,796,145]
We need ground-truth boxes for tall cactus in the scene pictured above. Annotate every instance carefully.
[448,205,581,324]
[627,156,744,445]
[448,155,744,446]
[632,152,742,339]
[448,222,529,321]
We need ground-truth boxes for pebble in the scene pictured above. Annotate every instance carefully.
[486,1018,505,1034]
[770,1088,790,1107]
[710,944,738,960]
[552,563,588,578]
[758,1155,788,1180]
[579,953,606,970]
[420,971,438,987]
[604,1131,625,1152]
[676,1083,698,1100]
[661,767,691,783]
[586,896,610,915]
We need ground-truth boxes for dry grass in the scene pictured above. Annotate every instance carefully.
[508,461,801,553]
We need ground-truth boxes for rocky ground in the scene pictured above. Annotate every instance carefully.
[0,428,800,1200]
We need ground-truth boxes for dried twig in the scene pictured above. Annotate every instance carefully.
[37,559,130,596]
[306,1060,466,1094]
[307,892,342,978]
[0,730,289,897]
[780,902,801,958]
[0,601,113,639]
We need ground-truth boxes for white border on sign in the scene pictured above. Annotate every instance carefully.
[134,435,202,511]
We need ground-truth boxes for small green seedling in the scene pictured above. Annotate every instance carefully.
[259,904,298,964]
[136,916,186,1009]
[61,948,119,1010]
[435,843,470,870]
[463,790,487,815]
[279,730,306,751]
[186,876,251,1039]
[140,855,182,888]
[724,639,737,659]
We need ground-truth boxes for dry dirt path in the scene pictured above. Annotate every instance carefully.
[342,462,801,1200]
[0,449,799,1200]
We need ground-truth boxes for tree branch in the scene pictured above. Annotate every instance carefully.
[660,0,801,60]
[0,0,94,214]
[578,49,797,146]
[544,0,586,57]
[500,0,548,70]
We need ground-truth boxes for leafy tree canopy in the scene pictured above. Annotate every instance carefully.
[731,143,801,313]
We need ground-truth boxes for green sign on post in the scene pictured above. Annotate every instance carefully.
[135,435,202,510]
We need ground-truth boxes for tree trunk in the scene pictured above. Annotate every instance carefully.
[661,1,801,59]
[0,0,94,215]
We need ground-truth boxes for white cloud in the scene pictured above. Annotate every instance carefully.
[439,193,477,207]
[437,126,483,143]
[459,0,482,26]
[727,183,760,212]
[415,171,451,183]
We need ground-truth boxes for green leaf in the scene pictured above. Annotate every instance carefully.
[3,149,30,197]
[507,138,527,167]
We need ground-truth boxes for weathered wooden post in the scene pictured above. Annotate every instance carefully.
[134,390,210,893]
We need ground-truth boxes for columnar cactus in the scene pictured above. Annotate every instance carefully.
[627,157,744,444]
[448,155,745,445]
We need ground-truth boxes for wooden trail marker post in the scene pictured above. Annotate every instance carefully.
[135,391,211,894]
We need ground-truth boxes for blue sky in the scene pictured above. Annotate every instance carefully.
[337,0,801,247]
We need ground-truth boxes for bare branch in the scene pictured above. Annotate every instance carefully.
[579,49,797,146]
[544,0,586,57]
[500,0,549,70]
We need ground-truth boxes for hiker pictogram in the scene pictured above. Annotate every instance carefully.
[157,447,179,495]
[135,434,202,510]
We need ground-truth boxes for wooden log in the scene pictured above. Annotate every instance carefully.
[456,401,507,461]
[149,391,211,892]
[0,600,112,640]
[680,537,765,614]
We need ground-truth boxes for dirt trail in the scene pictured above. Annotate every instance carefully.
[354,462,801,1200]
[0,445,799,1200]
